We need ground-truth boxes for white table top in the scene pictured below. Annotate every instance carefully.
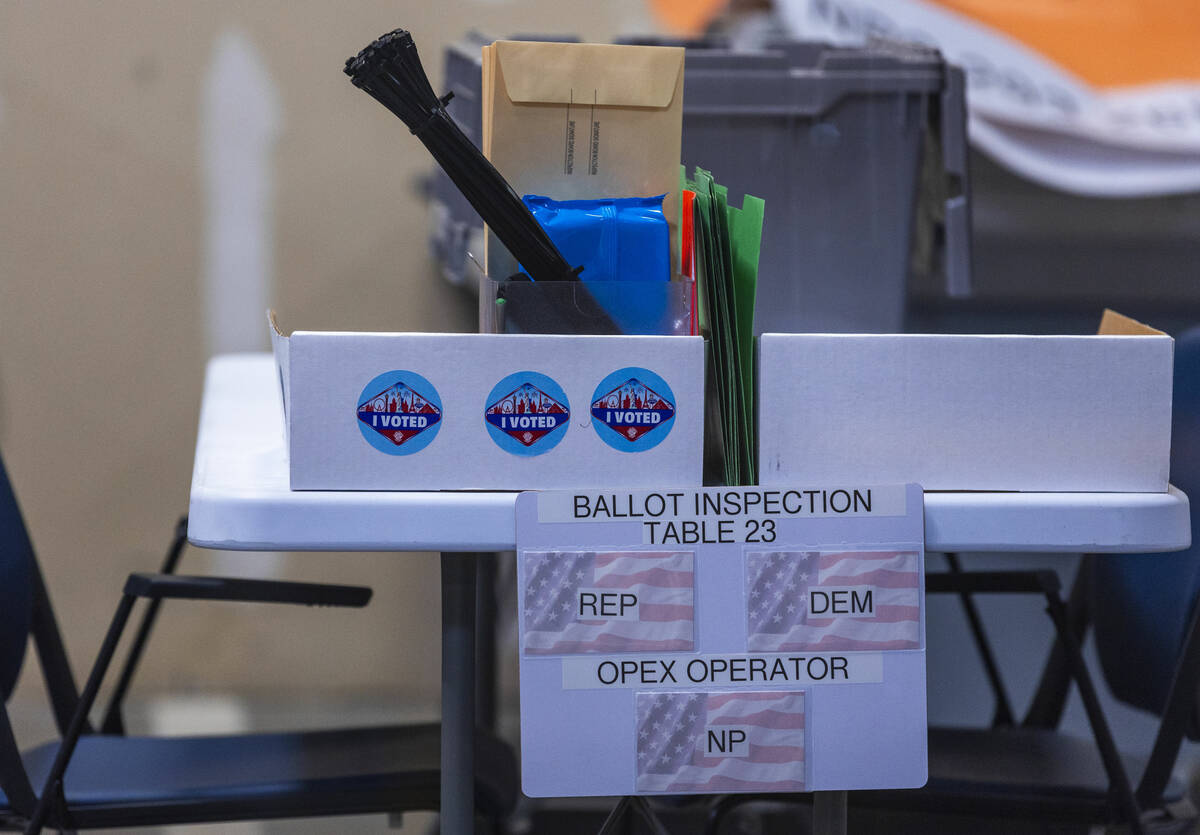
[188,354,1192,555]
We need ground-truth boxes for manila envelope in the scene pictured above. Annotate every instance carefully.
[482,40,685,279]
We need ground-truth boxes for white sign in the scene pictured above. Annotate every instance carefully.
[516,484,928,797]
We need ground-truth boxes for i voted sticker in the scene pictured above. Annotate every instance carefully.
[591,367,676,452]
[485,371,570,456]
[356,371,442,455]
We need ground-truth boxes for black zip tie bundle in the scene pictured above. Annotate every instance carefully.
[345,29,581,284]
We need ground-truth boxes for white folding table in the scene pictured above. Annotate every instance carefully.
[187,353,1192,833]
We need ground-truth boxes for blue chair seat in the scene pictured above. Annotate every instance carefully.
[14,723,516,829]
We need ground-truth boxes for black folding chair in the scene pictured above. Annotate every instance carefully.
[0,450,516,833]
[853,563,1196,834]
[847,329,1200,833]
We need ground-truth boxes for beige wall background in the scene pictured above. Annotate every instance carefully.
[0,1,658,716]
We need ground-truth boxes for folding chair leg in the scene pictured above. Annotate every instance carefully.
[945,553,1015,726]
[1044,591,1144,835]
[1137,578,1200,808]
[1025,556,1092,728]
[25,595,136,835]
[100,516,188,735]
[597,796,670,835]
[597,796,634,835]
[630,797,671,835]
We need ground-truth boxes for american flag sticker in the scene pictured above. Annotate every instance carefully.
[635,691,805,793]
[746,550,922,653]
[522,551,694,655]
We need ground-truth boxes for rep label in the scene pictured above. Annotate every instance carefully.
[579,589,639,620]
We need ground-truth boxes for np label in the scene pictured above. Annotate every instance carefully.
[706,728,749,757]
[635,691,805,793]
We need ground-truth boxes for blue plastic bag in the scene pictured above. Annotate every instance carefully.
[521,195,670,283]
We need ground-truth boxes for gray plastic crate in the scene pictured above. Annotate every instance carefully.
[429,35,970,332]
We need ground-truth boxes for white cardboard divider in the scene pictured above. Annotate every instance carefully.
[758,330,1172,492]
[269,318,704,491]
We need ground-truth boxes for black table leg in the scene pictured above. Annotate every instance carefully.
[442,552,478,835]
[476,552,499,731]
[813,790,847,835]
